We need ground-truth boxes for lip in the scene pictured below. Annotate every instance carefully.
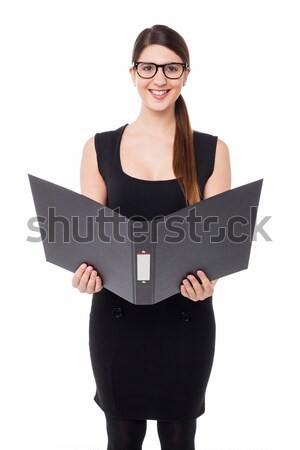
[148,89,170,100]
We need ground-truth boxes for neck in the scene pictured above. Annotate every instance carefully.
[132,103,177,136]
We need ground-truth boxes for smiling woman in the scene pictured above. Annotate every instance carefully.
[73,23,231,450]
[127,35,204,205]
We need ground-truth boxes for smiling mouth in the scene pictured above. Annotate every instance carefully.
[148,89,171,96]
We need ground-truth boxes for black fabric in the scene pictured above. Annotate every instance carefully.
[89,124,218,421]
[105,413,147,450]
[105,413,197,450]
[157,418,197,450]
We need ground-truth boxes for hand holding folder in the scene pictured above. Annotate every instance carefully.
[28,174,263,305]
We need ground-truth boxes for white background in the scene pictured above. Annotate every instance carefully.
[1,0,299,449]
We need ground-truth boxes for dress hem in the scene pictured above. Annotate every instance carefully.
[93,394,205,422]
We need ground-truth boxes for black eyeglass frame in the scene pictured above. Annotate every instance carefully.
[132,61,189,79]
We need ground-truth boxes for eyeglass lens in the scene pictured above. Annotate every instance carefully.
[137,63,184,79]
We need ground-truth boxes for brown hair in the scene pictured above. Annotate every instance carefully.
[131,24,201,205]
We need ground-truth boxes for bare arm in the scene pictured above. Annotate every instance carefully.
[202,138,231,284]
[80,136,108,204]
[72,137,107,294]
[203,138,232,199]
[180,138,232,300]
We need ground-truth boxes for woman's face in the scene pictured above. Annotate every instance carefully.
[129,44,191,112]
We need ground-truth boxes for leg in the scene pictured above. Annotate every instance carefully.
[157,418,197,450]
[105,413,147,450]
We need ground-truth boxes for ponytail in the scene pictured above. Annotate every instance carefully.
[174,95,201,205]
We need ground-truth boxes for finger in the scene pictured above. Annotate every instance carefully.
[186,274,204,299]
[197,270,213,290]
[78,266,94,292]
[197,270,214,296]
[72,263,87,287]
[181,282,198,302]
[182,278,198,301]
[94,276,103,293]
[180,283,190,299]
[86,270,98,294]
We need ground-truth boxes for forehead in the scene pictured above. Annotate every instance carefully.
[138,44,183,63]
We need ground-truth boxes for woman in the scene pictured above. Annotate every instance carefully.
[72,24,231,450]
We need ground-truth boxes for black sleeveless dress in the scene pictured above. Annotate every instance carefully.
[89,123,218,422]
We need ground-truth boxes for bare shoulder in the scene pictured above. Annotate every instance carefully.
[216,138,230,158]
[203,138,232,199]
[82,136,96,158]
[80,136,107,205]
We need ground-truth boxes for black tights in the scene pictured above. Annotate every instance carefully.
[105,413,197,450]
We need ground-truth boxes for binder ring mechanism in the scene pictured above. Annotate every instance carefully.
[137,251,151,283]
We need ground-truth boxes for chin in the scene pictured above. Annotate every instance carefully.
[144,100,174,111]
[142,92,177,108]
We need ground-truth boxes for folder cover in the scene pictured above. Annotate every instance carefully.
[28,174,263,305]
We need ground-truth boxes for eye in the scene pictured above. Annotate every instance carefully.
[140,64,155,72]
[165,64,180,73]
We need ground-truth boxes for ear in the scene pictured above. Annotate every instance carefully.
[129,66,136,86]
[183,66,191,86]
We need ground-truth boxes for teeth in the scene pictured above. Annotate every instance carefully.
[150,90,169,96]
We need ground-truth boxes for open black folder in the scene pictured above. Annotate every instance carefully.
[28,174,263,305]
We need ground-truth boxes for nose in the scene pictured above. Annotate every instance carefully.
[153,67,168,85]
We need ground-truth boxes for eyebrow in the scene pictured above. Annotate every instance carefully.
[137,61,184,64]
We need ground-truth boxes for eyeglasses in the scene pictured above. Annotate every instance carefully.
[133,61,188,79]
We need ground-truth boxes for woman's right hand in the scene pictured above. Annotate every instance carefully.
[72,263,103,294]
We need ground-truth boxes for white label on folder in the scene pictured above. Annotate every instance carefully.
[137,252,150,281]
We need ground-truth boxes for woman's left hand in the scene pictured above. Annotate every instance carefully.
[180,270,218,302]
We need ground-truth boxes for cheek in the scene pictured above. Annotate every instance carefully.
[167,82,183,95]
[136,84,150,97]
[136,80,150,90]
[168,85,183,101]
[136,89,148,102]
